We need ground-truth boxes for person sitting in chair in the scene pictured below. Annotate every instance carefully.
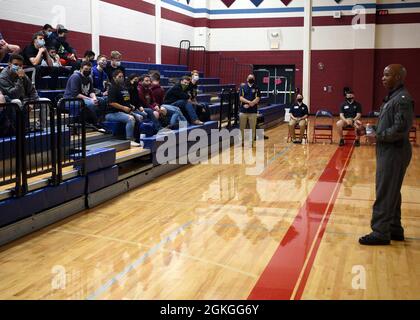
[289,94,308,144]
[337,91,362,147]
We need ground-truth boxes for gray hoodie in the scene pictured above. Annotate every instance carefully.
[0,67,39,102]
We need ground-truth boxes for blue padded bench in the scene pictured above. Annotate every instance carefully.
[140,121,218,165]
[76,147,116,174]
[0,176,86,228]
[38,90,65,101]
[86,165,118,194]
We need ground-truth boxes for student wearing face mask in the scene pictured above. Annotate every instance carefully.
[22,31,61,89]
[64,61,108,132]
[239,74,261,146]
[0,54,39,102]
[336,90,362,147]
[42,24,54,48]
[105,51,126,80]
[106,70,143,146]
[92,55,110,97]
[0,54,40,134]
[51,25,77,68]
[188,70,210,122]
[289,94,309,144]
[163,76,203,125]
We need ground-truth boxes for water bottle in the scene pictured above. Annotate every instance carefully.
[366,123,374,136]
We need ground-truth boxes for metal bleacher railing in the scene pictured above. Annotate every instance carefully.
[0,98,87,199]
[219,88,239,130]
[178,41,252,85]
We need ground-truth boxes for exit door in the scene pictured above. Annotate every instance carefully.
[253,65,296,105]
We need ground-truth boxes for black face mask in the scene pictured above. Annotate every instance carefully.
[82,71,91,77]
[347,98,354,103]
[248,79,255,85]
[297,99,303,103]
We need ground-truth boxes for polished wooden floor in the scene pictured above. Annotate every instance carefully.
[0,119,419,300]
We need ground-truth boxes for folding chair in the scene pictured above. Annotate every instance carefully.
[312,110,333,144]
[287,120,308,143]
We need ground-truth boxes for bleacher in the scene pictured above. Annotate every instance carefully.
[0,57,287,246]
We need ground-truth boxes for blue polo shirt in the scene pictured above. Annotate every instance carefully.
[92,66,109,93]
[239,83,261,114]
[290,103,309,118]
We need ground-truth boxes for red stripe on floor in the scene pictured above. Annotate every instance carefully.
[248,145,354,300]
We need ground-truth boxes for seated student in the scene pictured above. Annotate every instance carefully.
[126,73,162,132]
[0,54,44,130]
[106,70,143,146]
[22,31,62,89]
[0,32,21,62]
[74,50,96,71]
[105,51,126,80]
[64,61,107,132]
[163,76,203,125]
[289,94,309,144]
[137,74,167,120]
[41,24,54,48]
[41,47,72,80]
[150,72,165,106]
[337,90,362,147]
[92,55,109,98]
[51,25,78,69]
[188,70,210,122]
[0,54,39,102]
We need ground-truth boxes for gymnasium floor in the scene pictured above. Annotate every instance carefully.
[0,120,419,300]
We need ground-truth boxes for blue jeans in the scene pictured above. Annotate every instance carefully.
[135,108,162,131]
[162,104,187,127]
[171,100,198,123]
[83,97,107,125]
[105,111,143,140]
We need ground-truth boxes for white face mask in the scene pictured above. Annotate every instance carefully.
[192,75,199,82]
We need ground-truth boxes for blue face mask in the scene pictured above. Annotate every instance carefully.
[10,64,20,73]
[37,39,45,47]
[46,31,52,37]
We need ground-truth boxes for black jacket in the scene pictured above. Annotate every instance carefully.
[163,83,189,105]
[376,85,414,144]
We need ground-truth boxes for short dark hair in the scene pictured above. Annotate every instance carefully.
[43,24,53,30]
[112,69,124,79]
[80,61,92,69]
[128,73,140,82]
[150,72,160,82]
[9,54,24,63]
[139,74,151,82]
[32,31,45,41]
[84,50,95,58]
[180,76,191,82]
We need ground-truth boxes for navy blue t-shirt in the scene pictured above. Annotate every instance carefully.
[339,100,362,119]
[290,103,309,118]
[239,84,261,113]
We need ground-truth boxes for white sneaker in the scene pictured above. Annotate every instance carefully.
[130,141,141,147]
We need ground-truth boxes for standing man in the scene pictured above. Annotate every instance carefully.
[359,64,414,245]
[239,74,261,146]
[289,94,309,144]
[336,91,362,147]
